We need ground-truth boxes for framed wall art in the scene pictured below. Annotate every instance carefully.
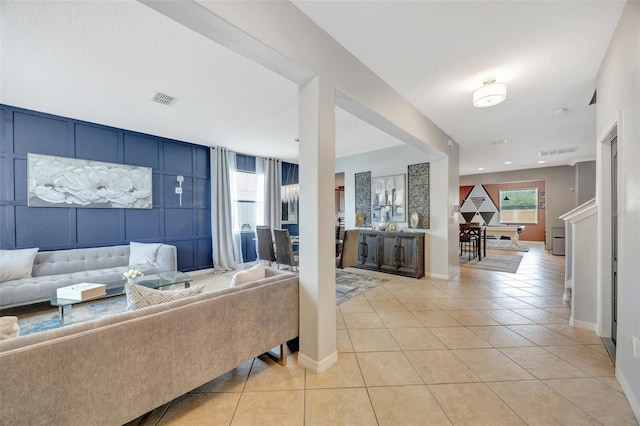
[27,153,152,208]
[372,174,406,223]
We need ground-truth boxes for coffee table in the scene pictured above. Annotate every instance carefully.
[50,271,193,326]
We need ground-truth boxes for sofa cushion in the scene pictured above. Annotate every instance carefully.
[125,283,204,311]
[230,263,266,287]
[129,242,162,266]
[0,248,39,282]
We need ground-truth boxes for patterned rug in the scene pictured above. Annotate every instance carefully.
[459,254,523,273]
[17,270,388,336]
[484,239,530,252]
[336,270,389,305]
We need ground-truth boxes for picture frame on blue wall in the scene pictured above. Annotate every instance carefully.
[282,199,298,224]
[27,153,152,209]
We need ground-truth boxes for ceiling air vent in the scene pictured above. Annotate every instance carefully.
[538,147,577,157]
[151,92,177,106]
[490,139,508,146]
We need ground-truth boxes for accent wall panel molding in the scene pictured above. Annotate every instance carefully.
[0,104,212,271]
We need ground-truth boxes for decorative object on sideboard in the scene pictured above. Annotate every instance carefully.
[407,162,430,228]
[354,171,372,227]
[27,153,152,209]
[372,174,405,223]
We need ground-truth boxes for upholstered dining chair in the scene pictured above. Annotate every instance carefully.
[256,226,276,266]
[459,223,478,260]
[273,229,299,272]
[337,229,361,269]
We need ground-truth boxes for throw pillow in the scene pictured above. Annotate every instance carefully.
[230,263,266,287]
[0,316,20,340]
[125,283,204,311]
[129,242,162,266]
[0,247,39,282]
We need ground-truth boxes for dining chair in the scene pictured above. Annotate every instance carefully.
[256,226,276,266]
[459,223,478,260]
[273,229,299,272]
[337,229,361,269]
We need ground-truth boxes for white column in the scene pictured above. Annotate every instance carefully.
[297,76,338,373]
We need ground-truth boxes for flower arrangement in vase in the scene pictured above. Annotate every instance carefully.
[123,268,144,284]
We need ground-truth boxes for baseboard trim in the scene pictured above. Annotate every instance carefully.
[570,319,597,332]
[428,272,452,280]
[188,268,214,276]
[298,350,338,373]
[616,369,640,422]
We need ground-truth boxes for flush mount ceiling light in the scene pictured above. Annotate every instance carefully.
[473,77,507,108]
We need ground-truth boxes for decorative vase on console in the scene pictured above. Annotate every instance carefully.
[378,217,388,231]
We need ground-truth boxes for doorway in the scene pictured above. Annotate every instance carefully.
[603,136,618,361]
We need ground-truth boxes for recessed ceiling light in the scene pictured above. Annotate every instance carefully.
[537,160,545,164]
[504,161,512,165]
[553,108,568,115]
[490,139,508,145]
[478,167,485,171]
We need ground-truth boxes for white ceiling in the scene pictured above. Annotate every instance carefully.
[1,1,626,174]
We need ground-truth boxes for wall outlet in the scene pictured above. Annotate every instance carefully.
[632,336,640,359]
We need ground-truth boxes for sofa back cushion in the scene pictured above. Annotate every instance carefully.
[0,248,39,282]
[32,246,129,277]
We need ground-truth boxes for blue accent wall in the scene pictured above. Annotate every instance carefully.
[0,105,212,271]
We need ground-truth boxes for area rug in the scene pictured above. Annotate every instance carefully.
[336,270,389,305]
[17,270,389,336]
[484,239,530,252]
[459,253,523,273]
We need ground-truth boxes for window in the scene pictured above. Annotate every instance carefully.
[499,187,538,224]
[233,170,257,232]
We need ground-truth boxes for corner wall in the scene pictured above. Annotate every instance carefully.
[0,105,212,271]
[596,0,640,418]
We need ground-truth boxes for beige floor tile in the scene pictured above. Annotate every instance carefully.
[342,311,385,329]
[405,350,480,384]
[368,385,452,425]
[336,329,354,352]
[348,328,401,352]
[377,310,423,328]
[232,390,304,426]
[305,353,365,389]
[384,286,423,300]
[452,348,535,381]
[429,383,526,425]
[468,325,535,348]
[369,298,408,312]
[512,308,567,324]
[596,376,624,392]
[489,297,536,309]
[389,328,446,350]
[587,343,610,355]
[480,309,536,325]
[545,346,615,376]
[336,308,346,330]
[413,310,462,327]
[545,378,638,425]
[499,347,590,380]
[128,403,170,426]
[398,298,441,311]
[507,324,580,346]
[190,360,253,393]
[445,310,500,326]
[361,285,394,299]
[487,381,600,425]
[431,297,503,310]
[339,298,375,313]
[243,355,305,391]
[356,351,423,386]
[430,326,492,349]
[543,323,604,345]
[158,393,240,425]
[305,388,378,426]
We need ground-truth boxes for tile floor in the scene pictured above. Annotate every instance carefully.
[129,243,638,425]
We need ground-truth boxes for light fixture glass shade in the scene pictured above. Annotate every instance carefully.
[473,80,507,108]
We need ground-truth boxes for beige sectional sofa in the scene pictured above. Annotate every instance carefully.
[0,267,299,426]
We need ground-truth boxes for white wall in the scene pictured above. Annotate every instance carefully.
[596,0,640,418]
[336,144,454,278]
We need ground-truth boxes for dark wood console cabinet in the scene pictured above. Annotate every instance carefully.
[355,230,425,278]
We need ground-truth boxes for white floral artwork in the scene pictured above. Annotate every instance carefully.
[27,153,152,209]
